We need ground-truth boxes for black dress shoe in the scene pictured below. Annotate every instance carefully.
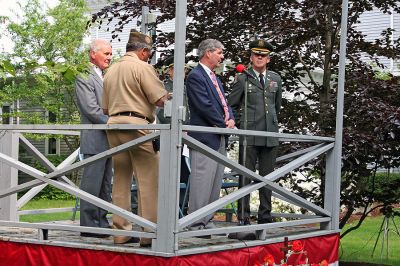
[80,232,110,238]
[257,218,273,224]
[237,218,251,226]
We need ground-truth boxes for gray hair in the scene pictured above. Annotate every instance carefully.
[126,41,152,52]
[197,39,224,59]
[89,39,111,53]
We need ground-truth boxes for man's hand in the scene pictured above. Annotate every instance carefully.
[155,93,169,107]
[226,119,235,129]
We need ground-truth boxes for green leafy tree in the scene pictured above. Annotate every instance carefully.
[0,0,90,151]
[93,0,400,237]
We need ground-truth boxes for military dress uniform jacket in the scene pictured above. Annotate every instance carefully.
[228,68,282,147]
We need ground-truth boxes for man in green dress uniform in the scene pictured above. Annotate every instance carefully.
[228,39,282,226]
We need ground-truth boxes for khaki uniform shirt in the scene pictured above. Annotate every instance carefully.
[102,52,166,122]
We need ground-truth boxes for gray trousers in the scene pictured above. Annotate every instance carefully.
[188,137,226,228]
[80,155,112,228]
[237,145,278,223]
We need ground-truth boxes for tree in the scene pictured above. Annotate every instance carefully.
[0,0,90,151]
[93,0,400,237]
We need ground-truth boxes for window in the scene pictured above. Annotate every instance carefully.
[45,111,60,155]
[2,105,11,124]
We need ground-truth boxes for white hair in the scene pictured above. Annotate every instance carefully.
[89,39,111,53]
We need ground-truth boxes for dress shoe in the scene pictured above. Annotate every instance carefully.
[139,238,152,247]
[80,232,110,238]
[238,218,251,226]
[114,237,140,244]
[258,215,273,224]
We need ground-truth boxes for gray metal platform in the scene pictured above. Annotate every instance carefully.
[0,219,337,257]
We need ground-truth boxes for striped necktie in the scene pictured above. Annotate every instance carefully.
[210,71,229,122]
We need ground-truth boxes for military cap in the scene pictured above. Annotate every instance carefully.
[127,29,153,47]
[249,39,274,55]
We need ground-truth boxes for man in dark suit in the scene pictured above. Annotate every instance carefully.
[186,39,235,230]
[75,39,113,237]
[228,39,282,226]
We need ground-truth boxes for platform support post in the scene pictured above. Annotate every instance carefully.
[0,131,19,221]
[322,0,348,234]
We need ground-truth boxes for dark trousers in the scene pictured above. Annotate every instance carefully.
[237,145,278,223]
[80,155,112,228]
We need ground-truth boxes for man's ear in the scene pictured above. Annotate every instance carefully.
[89,51,95,61]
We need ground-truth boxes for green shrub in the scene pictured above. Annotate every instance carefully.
[368,172,400,205]
[21,155,76,201]
[34,185,75,200]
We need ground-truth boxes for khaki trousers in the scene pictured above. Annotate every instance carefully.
[107,116,159,244]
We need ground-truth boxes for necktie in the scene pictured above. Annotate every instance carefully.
[210,71,229,122]
[259,73,265,88]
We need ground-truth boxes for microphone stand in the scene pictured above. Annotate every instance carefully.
[239,75,249,226]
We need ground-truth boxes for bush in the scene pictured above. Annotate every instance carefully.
[20,155,76,201]
[368,172,400,205]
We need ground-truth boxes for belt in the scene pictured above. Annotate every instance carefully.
[111,111,152,123]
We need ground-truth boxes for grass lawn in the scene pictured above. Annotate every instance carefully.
[340,215,400,266]
[19,199,79,223]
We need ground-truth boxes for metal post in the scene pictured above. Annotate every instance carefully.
[323,0,348,232]
[140,5,149,34]
[154,0,187,253]
[141,3,158,65]
[239,78,249,225]
[0,131,19,221]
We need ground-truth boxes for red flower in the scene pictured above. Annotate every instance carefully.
[320,259,328,266]
[291,240,303,252]
[263,254,275,266]
[281,263,287,266]
[311,264,319,266]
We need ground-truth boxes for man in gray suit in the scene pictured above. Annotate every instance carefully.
[228,39,282,226]
[75,39,113,237]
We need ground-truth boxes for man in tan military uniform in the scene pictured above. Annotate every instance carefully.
[102,29,168,246]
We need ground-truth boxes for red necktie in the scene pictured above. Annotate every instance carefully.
[210,71,229,122]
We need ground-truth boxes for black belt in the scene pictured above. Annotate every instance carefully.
[111,111,152,123]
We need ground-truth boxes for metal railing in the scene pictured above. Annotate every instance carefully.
[0,123,338,256]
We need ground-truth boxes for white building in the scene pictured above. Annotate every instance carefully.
[356,8,400,75]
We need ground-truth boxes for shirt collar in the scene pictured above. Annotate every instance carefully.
[92,64,103,80]
[252,68,266,78]
[199,62,214,80]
